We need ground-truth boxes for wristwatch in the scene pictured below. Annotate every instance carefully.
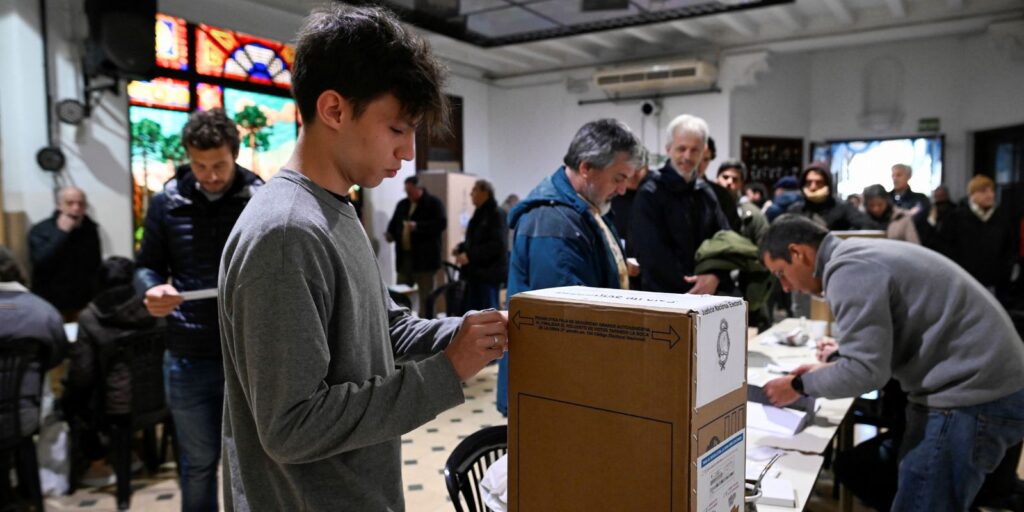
[791,374,808,397]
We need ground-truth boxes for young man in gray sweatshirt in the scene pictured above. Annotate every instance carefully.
[760,214,1024,511]
[217,5,508,510]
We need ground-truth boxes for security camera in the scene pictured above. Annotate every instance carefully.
[641,101,661,116]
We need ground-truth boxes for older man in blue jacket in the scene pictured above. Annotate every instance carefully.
[496,118,643,415]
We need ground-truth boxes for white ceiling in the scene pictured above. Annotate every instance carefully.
[215,0,1024,79]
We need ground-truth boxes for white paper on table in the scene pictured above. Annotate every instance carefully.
[479,454,508,512]
[746,402,810,437]
[757,477,796,507]
[179,288,218,301]
[745,464,781,482]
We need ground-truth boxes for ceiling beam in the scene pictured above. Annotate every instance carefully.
[884,0,907,18]
[719,13,757,37]
[543,39,597,60]
[669,20,709,40]
[500,45,563,65]
[947,0,964,9]
[824,0,855,25]
[772,6,803,33]
[424,34,532,70]
[624,27,662,44]
[583,33,619,50]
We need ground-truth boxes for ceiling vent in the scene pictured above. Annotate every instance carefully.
[593,59,717,93]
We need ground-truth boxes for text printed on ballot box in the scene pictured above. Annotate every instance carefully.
[523,314,682,348]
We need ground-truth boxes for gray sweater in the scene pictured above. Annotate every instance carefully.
[803,234,1024,408]
[218,169,465,511]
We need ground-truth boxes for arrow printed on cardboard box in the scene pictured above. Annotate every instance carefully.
[512,310,535,329]
[651,325,681,349]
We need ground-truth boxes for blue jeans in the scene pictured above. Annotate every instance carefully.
[893,387,1024,511]
[164,353,224,512]
[496,353,508,416]
[466,281,499,311]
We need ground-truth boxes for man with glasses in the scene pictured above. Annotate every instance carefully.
[759,214,1024,512]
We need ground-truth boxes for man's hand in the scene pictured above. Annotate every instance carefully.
[763,375,801,407]
[445,310,508,382]
[144,284,184,317]
[404,220,417,232]
[627,257,640,277]
[815,337,838,363]
[455,253,469,266]
[56,212,81,233]
[684,273,719,295]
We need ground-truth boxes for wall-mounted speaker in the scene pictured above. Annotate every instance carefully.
[83,0,156,78]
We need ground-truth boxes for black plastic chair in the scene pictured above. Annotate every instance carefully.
[426,262,468,319]
[0,338,45,512]
[443,425,508,512]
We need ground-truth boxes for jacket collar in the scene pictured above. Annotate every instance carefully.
[165,164,261,208]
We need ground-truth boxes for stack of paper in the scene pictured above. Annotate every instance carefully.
[747,402,811,436]
[757,477,796,507]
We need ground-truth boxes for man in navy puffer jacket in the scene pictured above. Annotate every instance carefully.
[134,109,262,512]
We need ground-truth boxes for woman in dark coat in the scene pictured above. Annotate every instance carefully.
[787,162,872,231]
[453,180,508,311]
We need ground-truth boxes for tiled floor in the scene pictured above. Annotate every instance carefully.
[41,363,507,512]
[39,362,1023,511]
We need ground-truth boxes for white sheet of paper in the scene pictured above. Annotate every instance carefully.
[179,289,218,301]
[746,402,809,437]
[757,477,796,507]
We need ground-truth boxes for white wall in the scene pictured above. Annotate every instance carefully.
[1,0,134,260]
[485,74,730,201]
[729,53,811,165]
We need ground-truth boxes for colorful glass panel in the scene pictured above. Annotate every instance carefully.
[196,23,294,88]
[127,78,190,111]
[155,14,188,71]
[129,106,190,246]
[196,83,224,111]
[223,87,298,181]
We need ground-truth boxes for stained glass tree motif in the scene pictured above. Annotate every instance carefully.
[234,105,271,171]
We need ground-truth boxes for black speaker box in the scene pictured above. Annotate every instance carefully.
[84,0,156,78]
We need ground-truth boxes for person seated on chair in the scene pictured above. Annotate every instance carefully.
[0,246,68,438]
[63,256,160,487]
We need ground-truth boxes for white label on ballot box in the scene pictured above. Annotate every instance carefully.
[695,305,746,408]
[697,430,745,512]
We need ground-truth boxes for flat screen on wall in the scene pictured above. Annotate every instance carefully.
[829,136,943,199]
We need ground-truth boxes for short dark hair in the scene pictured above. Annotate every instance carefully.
[707,136,717,159]
[717,159,747,181]
[758,214,829,263]
[473,179,495,200]
[563,119,643,171]
[0,247,26,284]
[744,182,768,198]
[291,4,449,136]
[404,176,419,186]
[97,256,135,292]
[182,108,240,156]
[862,184,890,202]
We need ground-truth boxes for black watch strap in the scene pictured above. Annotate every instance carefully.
[791,374,808,396]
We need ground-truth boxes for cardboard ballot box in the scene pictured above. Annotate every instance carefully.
[508,287,748,512]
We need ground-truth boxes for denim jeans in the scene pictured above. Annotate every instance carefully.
[465,281,499,312]
[496,353,508,417]
[893,386,1024,511]
[164,353,224,512]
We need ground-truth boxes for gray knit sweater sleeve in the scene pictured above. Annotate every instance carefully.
[800,257,895,399]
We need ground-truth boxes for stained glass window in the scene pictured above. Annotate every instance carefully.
[196,83,223,111]
[155,14,188,71]
[223,87,298,181]
[196,23,294,88]
[127,78,190,111]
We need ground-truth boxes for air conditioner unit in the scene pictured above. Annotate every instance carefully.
[593,60,717,93]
